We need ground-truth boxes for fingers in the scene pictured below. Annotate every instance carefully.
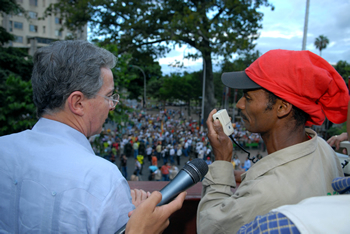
[326,137,334,145]
[327,136,339,149]
[206,109,217,134]
[162,191,186,215]
[141,190,149,201]
[143,191,163,209]
[212,118,225,135]
[327,133,348,151]
[128,191,162,217]
[125,192,186,234]
[335,140,341,150]
[131,189,151,208]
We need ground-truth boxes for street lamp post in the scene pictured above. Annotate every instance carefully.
[201,59,206,132]
[130,65,146,109]
[302,0,310,50]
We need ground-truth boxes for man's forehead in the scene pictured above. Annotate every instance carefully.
[243,88,264,94]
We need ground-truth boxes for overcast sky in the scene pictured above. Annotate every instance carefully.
[158,0,350,75]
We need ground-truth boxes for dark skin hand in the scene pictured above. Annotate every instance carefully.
[206,109,233,162]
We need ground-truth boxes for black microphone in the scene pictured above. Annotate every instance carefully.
[115,158,208,234]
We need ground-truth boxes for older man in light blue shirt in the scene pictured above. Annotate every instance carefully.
[0,41,134,233]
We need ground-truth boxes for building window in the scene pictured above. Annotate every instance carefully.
[14,21,23,30]
[55,17,62,25]
[29,24,38,32]
[29,11,38,19]
[29,0,38,6]
[43,26,46,33]
[15,36,23,43]
[37,37,54,44]
[9,21,13,32]
[55,30,62,37]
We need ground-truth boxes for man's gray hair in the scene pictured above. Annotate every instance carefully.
[31,40,116,117]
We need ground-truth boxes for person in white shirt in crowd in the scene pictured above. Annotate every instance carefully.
[169,145,176,164]
[146,144,153,163]
[198,147,205,160]
[176,144,182,165]
[183,140,189,157]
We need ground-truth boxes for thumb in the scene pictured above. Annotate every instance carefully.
[143,191,162,209]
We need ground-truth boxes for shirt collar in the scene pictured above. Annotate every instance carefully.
[241,128,317,181]
[32,118,95,154]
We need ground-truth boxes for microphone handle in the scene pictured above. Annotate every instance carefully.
[115,224,126,234]
[157,169,194,206]
[115,169,194,234]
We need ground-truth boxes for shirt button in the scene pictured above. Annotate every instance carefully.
[52,191,56,196]
[14,180,18,185]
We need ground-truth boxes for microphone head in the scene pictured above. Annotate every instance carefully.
[183,158,209,183]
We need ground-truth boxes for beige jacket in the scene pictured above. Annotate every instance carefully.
[197,129,343,234]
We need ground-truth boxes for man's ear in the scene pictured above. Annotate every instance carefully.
[276,99,293,118]
[66,91,86,116]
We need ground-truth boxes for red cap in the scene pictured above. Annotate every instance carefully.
[222,49,349,126]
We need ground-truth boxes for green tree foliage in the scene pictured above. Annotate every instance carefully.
[127,52,162,101]
[159,71,202,116]
[0,47,33,82]
[334,60,350,84]
[0,75,36,135]
[327,122,347,139]
[0,1,35,136]
[147,76,165,102]
[0,47,35,136]
[46,0,274,126]
[314,35,329,57]
[148,71,202,115]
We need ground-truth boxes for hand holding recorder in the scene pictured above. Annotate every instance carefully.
[206,109,234,162]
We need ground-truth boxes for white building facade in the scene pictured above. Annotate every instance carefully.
[1,0,87,55]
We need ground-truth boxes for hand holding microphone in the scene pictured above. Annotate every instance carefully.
[116,158,209,234]
[126,191,187,234]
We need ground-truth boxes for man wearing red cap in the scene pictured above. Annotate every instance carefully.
[197,49,349,233]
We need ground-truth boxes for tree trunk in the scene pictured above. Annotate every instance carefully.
[187,99,191,117]
[203,53,216,128]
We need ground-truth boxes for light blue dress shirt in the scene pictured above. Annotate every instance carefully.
[0,118,134,233]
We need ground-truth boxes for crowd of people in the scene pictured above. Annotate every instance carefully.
[88,106,268,181]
